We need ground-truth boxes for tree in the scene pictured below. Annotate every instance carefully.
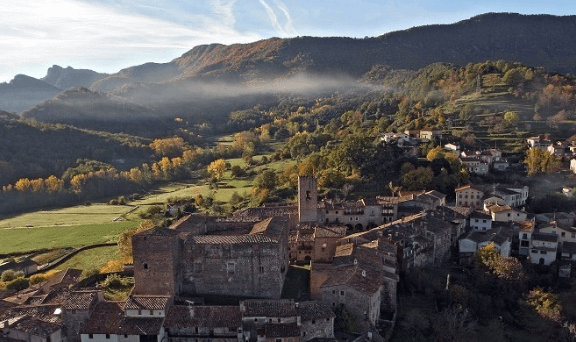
[401,167,434,191]
[526,287,562,322]
[208,159,226,180]
[524,148,560,176]
[476,242,524,281]
[254,170,277,190]
[426,146,445,161]
[503,111,520,127]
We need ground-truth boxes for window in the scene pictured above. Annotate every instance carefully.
[483,219,486,223]
[259,266,264,273]
[144,263,148,269]
[507,213,511,217]
[532,249,538,253]
[474,219,478,223]
[306,191,311,200]
[540,251,547,254]
[572,233,575,238]
[562,232,566,237]
[89,334,93,339]
[106,334,110,339]
[340,290,345,296]
[332,290,336,294]
[124,335,128,338]
[227,262,235,273]
[522,233,528,239]
[312,320,316,324]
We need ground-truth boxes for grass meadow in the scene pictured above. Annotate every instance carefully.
[0,221,137,254]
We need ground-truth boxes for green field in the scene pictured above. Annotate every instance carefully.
[56,245,120,271]
[0,204,134,229]
[0,152,297,254]
[0,221,137,254]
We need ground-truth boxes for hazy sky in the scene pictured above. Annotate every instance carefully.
[1,0,573,83]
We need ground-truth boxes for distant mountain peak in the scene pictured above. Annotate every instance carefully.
[41,65,108,90]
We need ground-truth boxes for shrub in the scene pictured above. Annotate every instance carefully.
[1,270,15,282]
[29,274,48,285]
[6,277,29,291]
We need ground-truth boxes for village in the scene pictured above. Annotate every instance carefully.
[2,130,576,342]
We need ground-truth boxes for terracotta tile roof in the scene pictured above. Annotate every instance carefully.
[314,226,346,238]
[334,244,354,257]
[80,302,163,335]
[62,291,98,310]
[241,299,297,317]
[265,323,300,338]
[250,217,275,235]
[190,235,276,244]
[455,184,484,192]
[297,301,335,321]
[42,268,82,290]
[0,290,16,300]
[40,289,98,310]
[163,305,241,329]
[321,264,384,295]
[2,290,40,306]
[487,204,514,213]
[125,295,170,311]
[1,315,62,337]
[0,300,16,315]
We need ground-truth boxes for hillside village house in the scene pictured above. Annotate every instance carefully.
[459,226,513,262]
[455,184,484,208]
[530,232,558,265]
[518,220,536,256]
[470,211,492,232]
[487,204,528,222]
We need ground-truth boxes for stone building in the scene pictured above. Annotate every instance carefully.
[288,226,347,264]
[320,264,384,326]
[163,305,242,342]
[240,299,334,342]
[133,216,290,299]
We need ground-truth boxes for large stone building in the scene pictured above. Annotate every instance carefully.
[133,216,290,299]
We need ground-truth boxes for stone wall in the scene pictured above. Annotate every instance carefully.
[180,241,288,298]
[133,232,179,296]
[321,284,382,326]
[300,317,334,341]
[298,177,318,223]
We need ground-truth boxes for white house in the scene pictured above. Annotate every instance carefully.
[529,232,558,266]
[459,227,513,258]
[518,220,535,256]
[469,211,492,232]
[487,204,527,222]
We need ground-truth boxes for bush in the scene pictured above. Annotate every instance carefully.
[109,199,119,205]
[14,271,24,279]
[1,270,15,282]
[29,274,48,285]
[102,274,124,288]
[5,277,29,291]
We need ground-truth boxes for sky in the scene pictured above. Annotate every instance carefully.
[1,0,574,83]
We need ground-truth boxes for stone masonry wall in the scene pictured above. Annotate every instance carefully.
[133,233,179,296]
[180,241,287,298]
